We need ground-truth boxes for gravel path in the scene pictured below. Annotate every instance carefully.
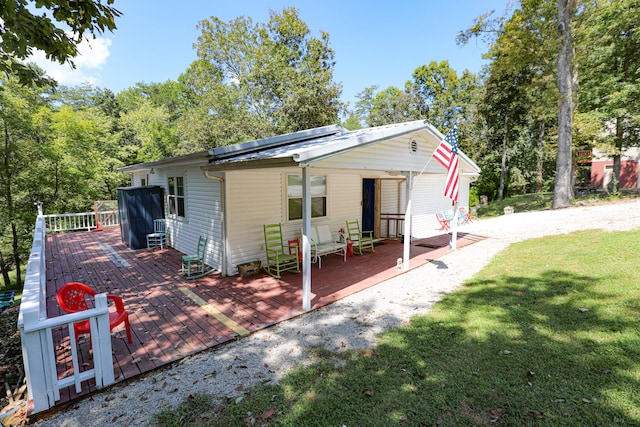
[34,199,640,427]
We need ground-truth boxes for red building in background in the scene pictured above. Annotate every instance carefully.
[589,147,640,190]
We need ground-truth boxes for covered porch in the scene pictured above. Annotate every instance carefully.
[45,226,484,405]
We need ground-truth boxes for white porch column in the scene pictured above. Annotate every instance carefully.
[301,166,312,311]
[402,172,412,271]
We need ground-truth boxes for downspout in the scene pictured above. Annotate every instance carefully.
[203,170,227,276]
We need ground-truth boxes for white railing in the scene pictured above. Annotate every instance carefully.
[18,211,115,414]
[380,213,405,239]
[44,210,120,233]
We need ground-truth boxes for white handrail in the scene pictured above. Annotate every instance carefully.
[18,215,116,414]
[43,210,120,233]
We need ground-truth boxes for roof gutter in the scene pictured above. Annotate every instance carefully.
[202,157,298,172]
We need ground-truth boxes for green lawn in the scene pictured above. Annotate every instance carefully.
[475,191,639,218]
[154,229,640,426]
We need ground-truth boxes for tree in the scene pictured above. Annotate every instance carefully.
[0,76,127,287]
[480,64,532,199]
[117,82,187,161]
[552,0,575,208]
[0,0,121,85]
[577,0,640,192]
[0,76,52,287]
[460,1,565,200]
[352,85,422,128]
[177,59,263,151]
[119,99,179,163]
[186,7,344,144]
[409,60,477,130]
[46,105,123,209]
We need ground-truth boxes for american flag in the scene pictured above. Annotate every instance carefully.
[432,125,459,201]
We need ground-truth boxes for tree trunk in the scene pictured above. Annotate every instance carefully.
[552,0,574,209]
[11,222,21,287]
[499,116,508,200]
[0,250,11,288]
[612,117,623,192]
[536,120,545,193]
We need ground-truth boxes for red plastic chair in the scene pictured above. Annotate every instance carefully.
[435,211,451,231]
[56,282,132,343]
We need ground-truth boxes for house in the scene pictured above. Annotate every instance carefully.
[119,120,480,309]
[590,146,640,189]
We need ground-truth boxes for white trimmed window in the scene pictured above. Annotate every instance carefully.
[167,176,185,218]
[287,174,327,221]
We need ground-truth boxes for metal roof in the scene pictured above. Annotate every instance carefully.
[204,120,480,173]
[209,124,345,160]
[118,120,480,175]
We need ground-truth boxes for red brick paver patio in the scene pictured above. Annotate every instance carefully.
[45,227,484,404]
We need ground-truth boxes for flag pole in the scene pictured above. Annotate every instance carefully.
[433,124,460,249]
[450,199,458,250]
[402,172,412,271]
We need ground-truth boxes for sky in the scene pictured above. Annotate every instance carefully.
[30,1,512,107]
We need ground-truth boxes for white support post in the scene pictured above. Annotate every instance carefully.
[91,293,115,387]
[302,166,312,311]
[20,309,56,413]
[402,172,413,271]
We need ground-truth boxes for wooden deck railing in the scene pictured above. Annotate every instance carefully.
[18,206,116,414]
[380,213,405,239]
[43,210,119,233]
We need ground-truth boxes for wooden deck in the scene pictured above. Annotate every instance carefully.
[45,227,484,404]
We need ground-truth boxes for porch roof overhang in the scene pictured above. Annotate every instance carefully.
[118,150,211,174]
[118,120,480,177]
[201,120,482,174]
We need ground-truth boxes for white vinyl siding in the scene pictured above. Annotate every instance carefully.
[317,135,437,173]
[409,173,470,239]
[131,172,149,187]
[326,173,360,231]
[156,168,223,271]
[226,170,284,274]
[225,169,363,274]
[380,179,406,237]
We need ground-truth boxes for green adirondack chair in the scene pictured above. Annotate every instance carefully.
[182,236,207,279]
[345,219,375,255]
[263,223,300,278]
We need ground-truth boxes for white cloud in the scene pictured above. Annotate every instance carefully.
[29,37,112,87]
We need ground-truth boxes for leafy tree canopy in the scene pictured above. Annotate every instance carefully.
[0,0,121,85]
[186,7,345,145]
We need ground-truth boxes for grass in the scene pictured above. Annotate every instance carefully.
[475,190,640,218]
[153,228,640,426]
[475,193,554,217]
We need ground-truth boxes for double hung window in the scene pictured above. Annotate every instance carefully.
[287,175,326,221]
[167,176,185,218]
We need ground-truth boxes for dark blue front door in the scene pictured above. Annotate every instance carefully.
[362,179,375,234]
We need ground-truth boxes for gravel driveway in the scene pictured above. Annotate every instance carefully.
[34,199,640,427]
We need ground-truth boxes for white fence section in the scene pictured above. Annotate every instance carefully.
[18,213,116,414]
[43,210,120,233]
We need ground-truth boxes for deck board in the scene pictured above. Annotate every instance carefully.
[44,227,484,406]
